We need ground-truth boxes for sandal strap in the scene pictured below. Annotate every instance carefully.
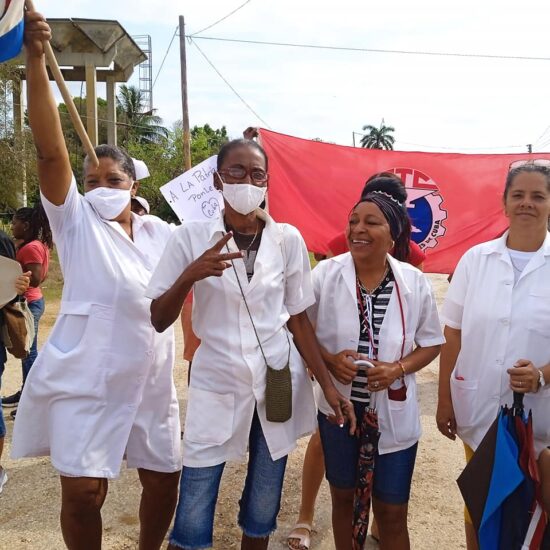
[291,522,312,532]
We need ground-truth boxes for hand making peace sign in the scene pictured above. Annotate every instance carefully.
[185,232,243,283]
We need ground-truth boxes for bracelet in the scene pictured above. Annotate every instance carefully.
[397,360,407,378]
[538,369,546,391]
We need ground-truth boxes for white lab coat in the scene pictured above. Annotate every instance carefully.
[309,253,445,454]
[441,231,550,456]
[11,180,182,478]
[146,209,317,467]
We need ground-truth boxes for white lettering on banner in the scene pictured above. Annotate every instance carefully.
[160,156,223,222]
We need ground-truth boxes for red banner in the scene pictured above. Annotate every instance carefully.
[260,129,550,273]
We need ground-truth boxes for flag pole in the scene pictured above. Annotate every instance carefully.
[24,0,99,167]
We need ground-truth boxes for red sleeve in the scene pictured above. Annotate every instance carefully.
[16,241,46,266]
[408,241,426,268]
[327,232,349,256]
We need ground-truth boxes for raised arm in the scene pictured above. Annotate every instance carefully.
[25,11,72,205]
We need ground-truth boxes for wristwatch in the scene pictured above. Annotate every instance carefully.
[537,369,547,391]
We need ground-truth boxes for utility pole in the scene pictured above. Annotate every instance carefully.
[179,16,192,171]
[527,143,533,153]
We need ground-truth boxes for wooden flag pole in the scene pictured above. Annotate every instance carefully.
[24,0,99,166]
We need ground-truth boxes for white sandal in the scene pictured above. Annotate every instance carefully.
[287,522,312,550]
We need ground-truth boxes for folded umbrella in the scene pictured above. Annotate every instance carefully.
[352,403,380,550]
[457,393,548,550]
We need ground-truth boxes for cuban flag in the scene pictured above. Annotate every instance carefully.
[0,0,25,63]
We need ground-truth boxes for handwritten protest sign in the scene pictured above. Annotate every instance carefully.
[160,156,223,222]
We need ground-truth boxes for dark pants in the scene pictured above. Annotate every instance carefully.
[21,297,45,385]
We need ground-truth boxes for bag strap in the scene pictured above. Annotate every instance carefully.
[224,231,290,368]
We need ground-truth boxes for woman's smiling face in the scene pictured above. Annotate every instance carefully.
[347,201,393,261]
[504,171,550,231]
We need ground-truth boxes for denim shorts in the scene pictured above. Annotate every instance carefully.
[169,411,287,549]
[318,402,418,505]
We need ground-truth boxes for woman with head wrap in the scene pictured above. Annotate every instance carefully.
[307,180,444,549]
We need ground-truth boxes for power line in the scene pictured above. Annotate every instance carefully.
[534,124,550,146]
[190,0,253,37]
[189,37,271,128]
[152,25,179,90]
[396,140,525,151]
[193,35,550,63]
[58,109,169,133]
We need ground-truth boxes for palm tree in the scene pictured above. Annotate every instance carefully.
[117,85,168,145]
[360,121,395,150]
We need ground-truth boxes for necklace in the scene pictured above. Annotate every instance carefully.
[358,265,389,295]
[227,221,260,254]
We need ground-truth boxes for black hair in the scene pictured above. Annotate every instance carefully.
[361,173,407,204]
[14,203,53,249]
[84,145,136,181]
[217,139,268,171]
[353,190,411,262]
[504,164,550,200]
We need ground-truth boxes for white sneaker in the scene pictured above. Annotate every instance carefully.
[0,468,7,494]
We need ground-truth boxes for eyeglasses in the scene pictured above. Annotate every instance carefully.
[219,166,268,183]
[509,159,550,170]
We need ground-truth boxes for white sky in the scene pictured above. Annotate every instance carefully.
[39,0,550,152]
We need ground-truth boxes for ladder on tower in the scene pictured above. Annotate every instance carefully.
[132,35,153,113]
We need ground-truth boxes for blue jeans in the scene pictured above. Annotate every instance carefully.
[318,403,418,505]
[21,297,45,385]
[0,343,6,438]
[170,411,288,549]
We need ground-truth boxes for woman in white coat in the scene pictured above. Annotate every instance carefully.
[308,185,444,550]
[437,161,550,550]
[147,138,355,550]
[11,12,181,550]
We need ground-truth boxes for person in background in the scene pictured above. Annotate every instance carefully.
[287,172,425,550]
[326,173,426,269]
[131,196,151,217]
[0,229,30,493]
[130,158,151,217]
[11,12,181,549]
[2,205,52,416]
[147,138,355,550]
[437,162,550,550]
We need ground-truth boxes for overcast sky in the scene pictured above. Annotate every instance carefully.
[40,0,550,153]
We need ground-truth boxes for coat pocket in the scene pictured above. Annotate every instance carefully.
[450,376,478,429]
[387,385,420,444]
[527,291,550,339]
[184,387,235,446]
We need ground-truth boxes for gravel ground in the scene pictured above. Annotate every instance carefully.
[0,274,467,549]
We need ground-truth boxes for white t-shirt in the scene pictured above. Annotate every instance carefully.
[507,248,536,284]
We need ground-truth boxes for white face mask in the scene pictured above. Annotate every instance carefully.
[222,182,267,215]
[85,187,132,220]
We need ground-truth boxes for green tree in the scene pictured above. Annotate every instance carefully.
[360,121,396,150]
[117,85,168,146]
[0,63,39,213]
[58,97,109,183]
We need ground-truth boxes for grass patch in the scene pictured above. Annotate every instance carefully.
[42,247,63,302]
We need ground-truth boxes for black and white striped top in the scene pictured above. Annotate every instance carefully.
[351,270,395,404]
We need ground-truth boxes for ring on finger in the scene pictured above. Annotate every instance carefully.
[372,381,380,389]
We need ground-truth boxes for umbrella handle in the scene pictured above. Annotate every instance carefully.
[513,391,524,409]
